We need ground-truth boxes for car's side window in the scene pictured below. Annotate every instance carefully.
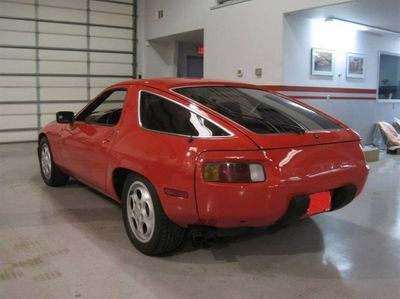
[76,89,127,126]
[139,91,230,137]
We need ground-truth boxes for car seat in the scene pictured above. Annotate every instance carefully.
[377,121,400,146]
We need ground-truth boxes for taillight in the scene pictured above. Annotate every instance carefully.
[203,162,265,183]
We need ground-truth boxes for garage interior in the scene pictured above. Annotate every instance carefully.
[1,0,400,298]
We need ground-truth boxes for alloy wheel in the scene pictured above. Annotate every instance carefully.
[126,181,155,243]
[40,144,52,179]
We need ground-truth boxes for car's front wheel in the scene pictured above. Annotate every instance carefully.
[39,137,69,186]
[122,173,184,255]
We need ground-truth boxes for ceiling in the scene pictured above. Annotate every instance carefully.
[290,0,400,33]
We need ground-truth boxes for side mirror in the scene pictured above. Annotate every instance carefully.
[56,111,74,123]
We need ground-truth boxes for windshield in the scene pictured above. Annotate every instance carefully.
[174,86,342,134]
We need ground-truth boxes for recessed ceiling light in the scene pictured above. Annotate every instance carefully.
[325,17,400,36]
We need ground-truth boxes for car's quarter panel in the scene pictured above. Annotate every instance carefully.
[195,141,368,228]
[196,150,281,227]
[106,85,259,227]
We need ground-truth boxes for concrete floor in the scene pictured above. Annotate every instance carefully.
[1,143,400,299]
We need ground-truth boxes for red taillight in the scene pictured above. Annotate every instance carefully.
[219,163,250,182]
[203,163,265,183]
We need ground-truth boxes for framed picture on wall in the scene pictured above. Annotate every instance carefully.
[346,53,366,79]
[311,48,335,76]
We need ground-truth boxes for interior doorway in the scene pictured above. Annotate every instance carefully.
[174,29,204,78]
[177,40,204,78]
[146,29,204,79]
[186,55,204,78]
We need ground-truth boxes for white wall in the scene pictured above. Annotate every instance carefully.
[143,0,212,41]
[282,15,400,143]
[138,0,400,144]
[139,0,350,83]
[144,41,177,78]
[283,15,400,88]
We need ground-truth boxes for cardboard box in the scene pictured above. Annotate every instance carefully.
[363,146,380,162]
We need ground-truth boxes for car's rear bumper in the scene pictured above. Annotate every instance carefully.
[194,143,369,228]
[275,184,357,226]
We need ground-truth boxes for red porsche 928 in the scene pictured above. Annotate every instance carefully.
[38,78,369,255]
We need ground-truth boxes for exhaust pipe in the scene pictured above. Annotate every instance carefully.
[192,231,204,247]
[204,232,217,245]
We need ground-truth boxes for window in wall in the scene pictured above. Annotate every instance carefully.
[213,0,252,8]
[378,52,400,101]
[139,91,230,137]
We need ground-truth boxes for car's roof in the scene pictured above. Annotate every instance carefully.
[110,78,258,90]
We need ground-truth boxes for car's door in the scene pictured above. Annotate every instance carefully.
[60,88,128,190]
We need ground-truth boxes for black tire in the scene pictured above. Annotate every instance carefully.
[122,173,184,256]
[39,137,69,186]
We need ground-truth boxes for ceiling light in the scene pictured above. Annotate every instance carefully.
[325,17,400,36]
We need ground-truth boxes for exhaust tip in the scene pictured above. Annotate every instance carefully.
[204,232,217,244]
[192,231,204,246]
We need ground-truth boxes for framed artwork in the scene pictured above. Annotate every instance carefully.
[311,48,335,76]
[346,53,366,79]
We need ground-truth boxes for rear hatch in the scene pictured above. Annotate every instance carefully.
[173,85,362,149]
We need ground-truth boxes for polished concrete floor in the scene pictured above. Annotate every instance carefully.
[1,143,400,299]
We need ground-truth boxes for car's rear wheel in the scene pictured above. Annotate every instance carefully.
[39,137,69,186]
[122,173,184,255]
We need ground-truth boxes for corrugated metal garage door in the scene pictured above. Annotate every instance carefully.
[0,0,136,143]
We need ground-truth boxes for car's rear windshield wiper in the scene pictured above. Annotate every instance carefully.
[189,95,281,133]
[190,95,307,134]
[256,106,306,134]
[273,123,306,134]
[218,106,282,134]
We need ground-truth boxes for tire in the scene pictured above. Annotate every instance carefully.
[122,173,185,256]
[39,137,69,186]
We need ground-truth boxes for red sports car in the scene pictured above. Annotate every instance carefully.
[38,78,369,255]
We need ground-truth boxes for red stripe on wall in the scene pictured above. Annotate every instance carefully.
[291,96,377,101]
[264,85,377,94]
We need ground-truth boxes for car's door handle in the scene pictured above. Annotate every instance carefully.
[101,130,115,144]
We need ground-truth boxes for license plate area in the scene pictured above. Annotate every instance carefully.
[307,191,331,216]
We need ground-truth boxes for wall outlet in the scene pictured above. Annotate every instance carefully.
[255,68,262,77]
[237,68,244,77]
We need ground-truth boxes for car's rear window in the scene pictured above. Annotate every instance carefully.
[174,86,342,134]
